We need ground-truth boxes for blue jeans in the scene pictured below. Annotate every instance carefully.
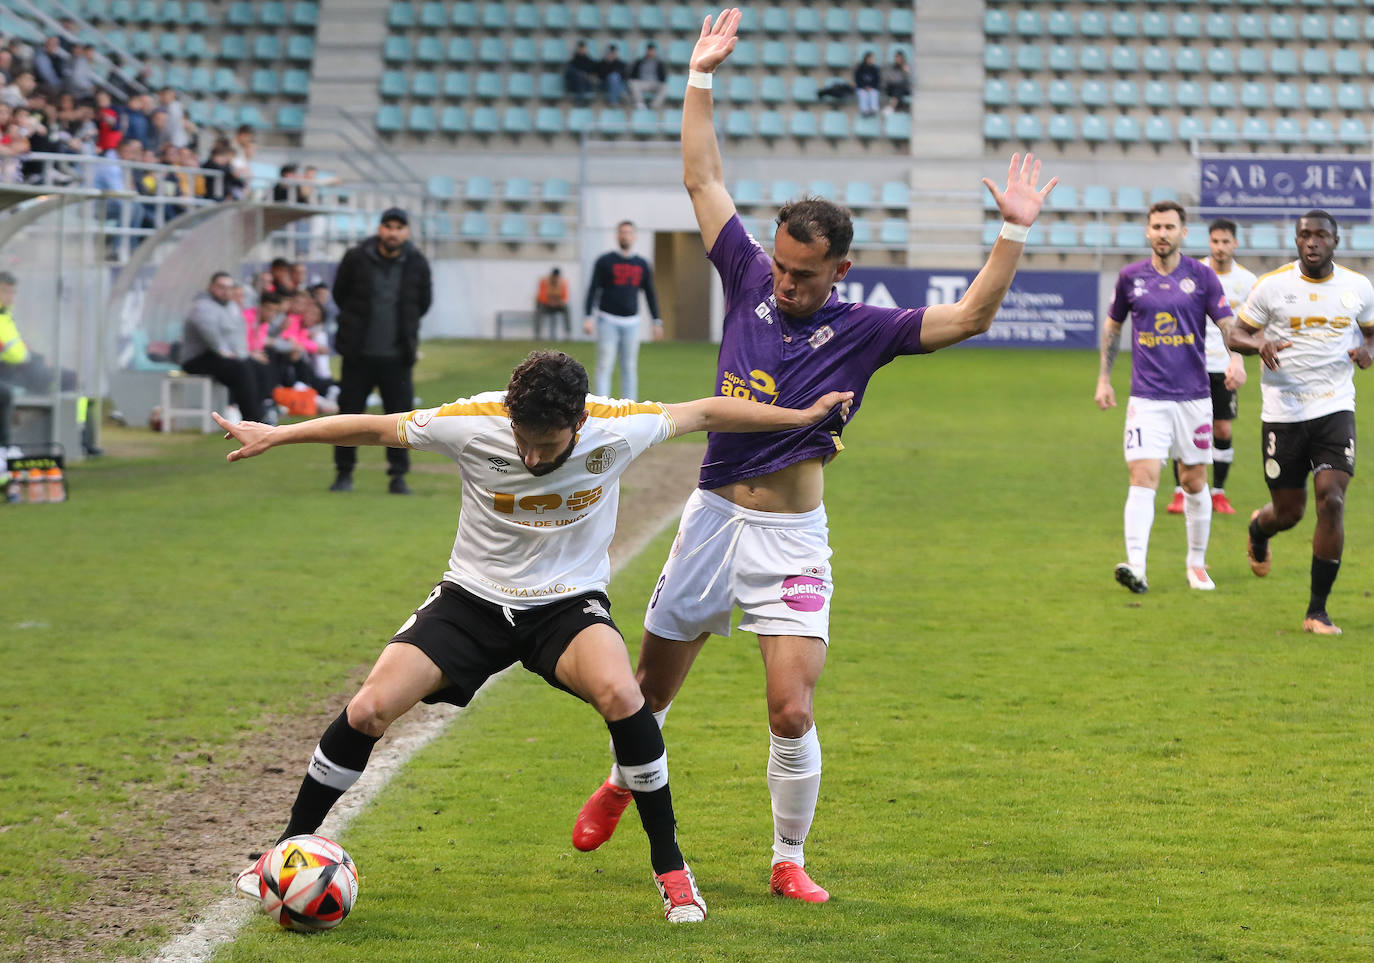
[593,312,641,400]
[604,70,626,105]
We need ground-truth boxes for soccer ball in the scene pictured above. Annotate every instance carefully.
[257,834,358,932]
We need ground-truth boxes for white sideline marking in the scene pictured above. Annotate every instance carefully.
[154,498,686,963]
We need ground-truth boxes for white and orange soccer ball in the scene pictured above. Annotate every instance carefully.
[254,834,358,932]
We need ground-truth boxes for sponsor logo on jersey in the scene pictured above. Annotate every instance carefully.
[1342,290,1360,309]
[1153,312,1179,335]
[755,300,774,324]
[1180,278,1196,294]
[1193,423,1213,451]
[583,599,610,620]
[412,409,434,428]
[585,445,617,473]
[808,324,835,349]
[488,456,510,472]
[780,575,829,612]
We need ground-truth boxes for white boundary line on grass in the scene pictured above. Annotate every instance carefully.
[153,497,687,963]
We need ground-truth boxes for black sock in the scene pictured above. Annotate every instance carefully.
[1213,440,1232,490]
[279,709,381,843]
[1249,517,1270,557]
[607,703,683,875]
[1171,460,1180,488]
[1308,556,1341,617]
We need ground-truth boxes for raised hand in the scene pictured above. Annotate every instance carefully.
[982,153,1058,227]
[690,7,741,73]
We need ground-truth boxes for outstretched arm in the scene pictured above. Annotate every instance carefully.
[664,391,853,437]
[919,153,1058,351]
[682,8,741,252]
[214,411,404,462]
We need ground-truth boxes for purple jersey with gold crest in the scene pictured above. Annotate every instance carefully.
[1107,256,1230,402]
[699,215,928,489]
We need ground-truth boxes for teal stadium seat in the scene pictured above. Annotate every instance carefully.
[1174,47,1202,73]
[538,215,567,241]
[1116,186,1145,210]
[1177,116,1204,144]
[1174,12,1201,38]
[226,1,253,27]
[542,178,571,203]
[451,1,476,28]
[1079,11,1106,36]
[418,2,444,28]
[480,3,506,29]
[291,2,317,27]
[985,79,1011,107]
[1306,118,1336,146]
[770,180,800,205]
[1014,10,1042,35]
[1048,114,1076,144]
[1014,79,1041,107]
[1237,48,1265,75]
[534,106,563,134]
[408,105,436,132]
[984,114,1011,142]
[1079,46,1107,72]
[1109,46,1138,72]
[606,4,633,31]
[251,68,279,96]
[510,38,537,65]
[1016,44,1043,72]
[412,72,439,97]
[1334,50,1361,79]
[183,33,209,59]
[276,105,304,131]
[1112,115,1141,143]
[460,213,489,238]
[1207,82,1235,109]
[1302,50,1329,75]
[1175,80,1203,108]
[1048,79,1075,107]
[1048,223,1078,248]
[213,67,240,93]
[984,9,1010,36]
[1268,13,1297,41]
[725,110,753,138]
[134,0,160,25]
[475,73,502,99]
[1112,80,1140,107]
[884,113,911,141]
[439,106,466,133]
[158,33,181,57]
[1148,187,1178,205]
[1306,83,1333,111]
[414,36,440,63]
[1115,223,1140,249]
[1081,80,1108,108]
[447,37,474,63]
[1081,223,1111,250]
[824,9,849,34]
[981,221,1001,247]
[729,40,756,67]
[1205,49,1233,74]
[793,42,819,67]
[668,5,696,34]
[471,106,499,135]
[188,66,211,93]
[889,8,913,36]
[166,64,188,89]
[427,175,456,199]
[851,220,874,247]
[476,37,504,62]
[760,75,786,105]
[734,179,763,205]
[540,37,568,64]
[726,76,754,104]
[376,105,402,132]
[507,73,535,100]
[387,2,414,28]
[1048,10,1074,37]
[638,8,663,32]
[252,35,282,60]
[538,73,563,98]
[1274,117,1302,145]
[825,43,851,70]
[821,111,849,140]
[574,6,599,30]
[1349,225,1374,251]
[1143,81,1170,108]
[383,36,410,63]
[1145,116,1173,144]
[793,8,821,34]
[1301,13,1328,39]
[259,1,285,26]
[1242,117,1270,143]
[757,111,785,139]
[567,107,595,134]
[1237,13,1264,40]
[879,220,907,247]
[129,31,154,56]
[984,44,1010,72]
[513,3,540,30]
[856,9,883,36]
[598,109,627,136]
[443,72,471,98]
[631,108,659,136]
[1110,11,1136,37]
[1337,83,1363,111]
[1014,114,1043,141]
[1080,115,1108,143]
[844,181,875,208]
[1273,82,1300,111]
[1247,224,1280,250]
[1240,82,1268,109]
[1205,12,1232,38]
[502,108,532,134]
[1048,45,1075,73]
[1208,116,1238,141]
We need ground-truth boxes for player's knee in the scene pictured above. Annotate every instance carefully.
[768,703,814,739]
[346,689,393,738]
[1317,488,1345,521]
[588,675,645,721]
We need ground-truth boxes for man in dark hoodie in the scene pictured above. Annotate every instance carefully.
[329,207,433,494]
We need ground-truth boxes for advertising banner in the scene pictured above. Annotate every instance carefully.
[1199,155,1373,218]
[839,268,1100,348]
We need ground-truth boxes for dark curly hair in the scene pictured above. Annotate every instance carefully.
[776,195,854,260]
[505,350,588,431]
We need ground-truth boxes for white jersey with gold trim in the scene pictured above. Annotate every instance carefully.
[397,391,675,608]
[1238,262,1374,423]
[1202,259,1258,373]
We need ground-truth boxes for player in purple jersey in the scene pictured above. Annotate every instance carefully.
[1094,201,1238,594]
[570,6,1057,904]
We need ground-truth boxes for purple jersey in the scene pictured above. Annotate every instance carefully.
[1107,256,1231,402]
[698,215,928,489]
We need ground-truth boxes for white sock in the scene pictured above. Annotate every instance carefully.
[1124,486,1155,573]
[1183,485,1212,568]
[768,726,822,867]
[607,703,671,790]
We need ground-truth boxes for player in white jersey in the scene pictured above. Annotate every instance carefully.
[1166,218,1257,516]
[217,350,852,923]
[1229,211,1374,635]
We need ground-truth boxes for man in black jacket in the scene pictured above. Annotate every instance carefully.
[329,207,433,494]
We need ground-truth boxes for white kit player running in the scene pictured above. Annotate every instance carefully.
[1166,218,1257,516]
[216,350,852,923]
[1229,210,1374,635]
[570,7,1057,905]
[1095,201,1239,593]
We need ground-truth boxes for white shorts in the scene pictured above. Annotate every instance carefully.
[1123,396,1214,465]
[643,488,834,644]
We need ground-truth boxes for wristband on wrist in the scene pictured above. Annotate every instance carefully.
[687,70,713,90]
[999,221,1030,243]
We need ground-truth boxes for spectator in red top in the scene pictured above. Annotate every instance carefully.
[94,89,121,152]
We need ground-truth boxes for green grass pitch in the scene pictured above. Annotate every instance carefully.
[2,340,1372,962]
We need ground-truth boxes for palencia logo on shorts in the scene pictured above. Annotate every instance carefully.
[488,456,510,473]
[585,445,616,473]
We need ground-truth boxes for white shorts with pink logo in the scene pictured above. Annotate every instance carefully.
[1123,395,1215,465]
[643,488,834,644]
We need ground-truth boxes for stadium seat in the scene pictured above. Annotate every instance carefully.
[1337,117,1367,145]
[1337,83,1364,111]
[769,180,801,205]
[1081,185,1112,211]
[387,2,413,28]
[1047,114,1076,144]
[1015,10,1043,35]
[1048,222,1078,248]
[825,42,851,70]
[1079,10,1106,36]
[187,66,212,94]
[1206,49,1234,74]
[981,220,1001,248]
[542,178,571,204]
[251,68,279,96]
[1048,80,1075,107]
[1306,83,1334,110]
[793,42,820,68]
[1015,79,1043,107]
[1237,13,1264,40]
[984,114,1011,142]
[884,113,911,141]
[212,67,240,94]
[1047,45,1075,73]
[475,73,502,99]
[1247,224,1280,250]
[1080,115,1108,143]
[1205,12,1232,38]
[731,40,757,67]
[383,36,410,63]
[218,34,249,61]
[1112,80,1140,107]
[757,111,785,139]
[725,76,754,104]
[1116,186,1145,211]
[1014,114,1043,142]
[984,9,1011,35]
[529,106,561,135]
[1045,9,1073,37]
[1334,50,1361,79]
[724,110,752,139]
[889,8,914,36]
[226,1,253,26]
[375,104,402,133]
[1141,45,1170,74]
[790,112,819,140]
[252,35,282,60]
[1302,49,1330,76]
[1015,44,1043,72]
[1144,115,1173,144]
[442,71,471,98]
[638,7,663,32]
[537,215,567,241]
[1240,82,1269,110]
[501,106,532,133]
[459,212,489,238]
[594,109,625,136]
[1236,49,1266,77]
[794,7,822,34]
[445,36,475,62]
[276,106,304,131]
[427,175,457,200]
[1269,13,1297,41]
[791,77,818,104]
[856,8,884,36]
[1174,12,1201,38]
[1273,82,1300,111]
[291,1,317,26]
[1115,223,1141,249]
[1112,115,1141,143]
[439,106,467,133]
[1174,47,1202,74]
[1081,223,1111,249]
[879,219,908,247]
[1301,13,1328,39]
[844,181,875,208]
[1175,81,1203,109]
[851,220,874,247]
[470,106,499,135]
[1081,80,1109,108]
[1350,225,1374,251]
[408,71,436,98]
[1273,117,1302,145]
[1208,116,1239,142]
[821,111,849,140]
[1306,118,1336,145]
[509,37,537,65]
[507,73,535,100]
[984,44,1011,72]
[1143,81,1170,108]
[1079,45,1107,72]
[1207,82,1236,109]
[1109,46,1138,72]
[407,105,436,132]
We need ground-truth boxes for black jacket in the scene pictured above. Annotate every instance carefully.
[332,236,433,364]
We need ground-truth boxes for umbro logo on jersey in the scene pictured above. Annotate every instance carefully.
[488,456,510,473]
[583,599,610,620]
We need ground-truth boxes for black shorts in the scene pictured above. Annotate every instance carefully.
[1209,371,1238,422]
[1260,410,1357,490]
[390,582,620,707]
